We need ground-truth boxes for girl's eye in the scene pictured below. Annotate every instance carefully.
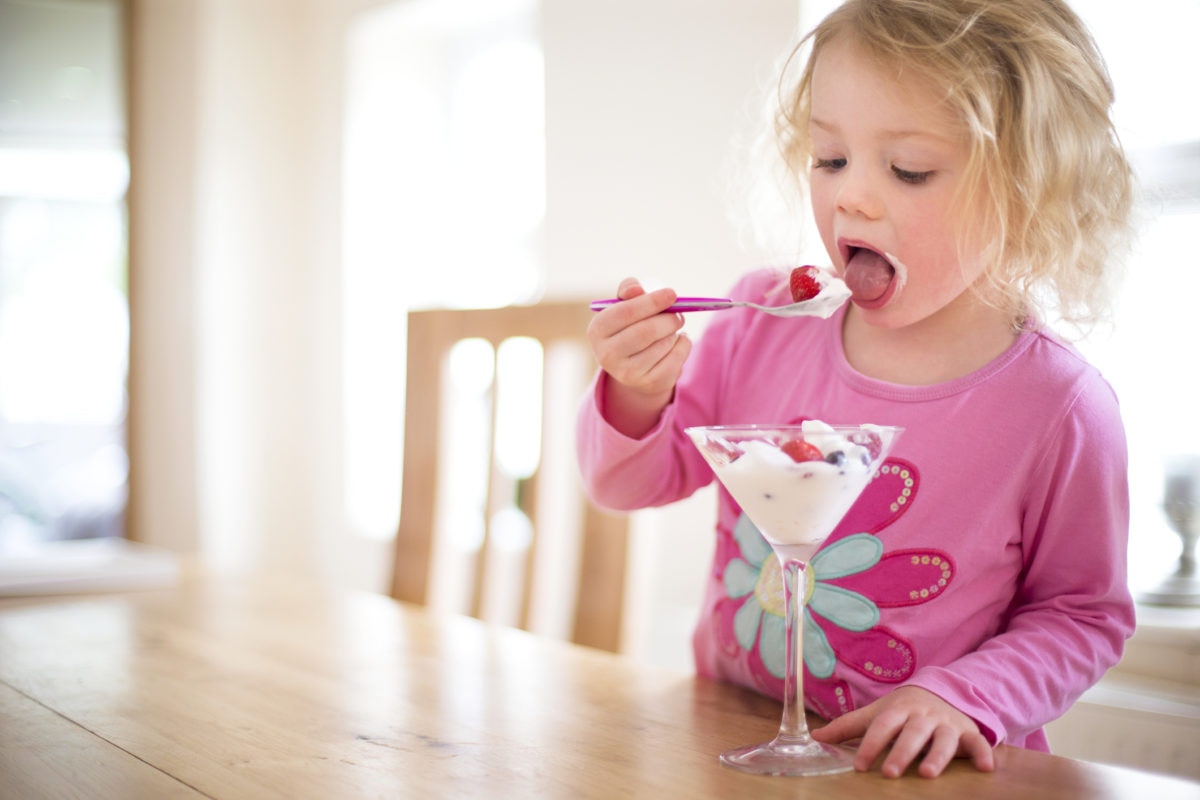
[812,157,846,171]
[893,166,933,185]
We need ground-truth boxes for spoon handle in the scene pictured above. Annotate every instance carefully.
[589,297,735,313]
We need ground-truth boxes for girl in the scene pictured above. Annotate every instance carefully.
[576,0,1137,780]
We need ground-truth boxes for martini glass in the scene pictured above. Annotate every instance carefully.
[686,422,902,776]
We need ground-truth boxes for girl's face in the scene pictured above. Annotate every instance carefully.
[807,36,987,331]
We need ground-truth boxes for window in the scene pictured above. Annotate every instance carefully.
[1076,2,1200,591]
[0,0,129,552]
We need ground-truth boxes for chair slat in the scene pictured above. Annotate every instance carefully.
[392,301,628,652]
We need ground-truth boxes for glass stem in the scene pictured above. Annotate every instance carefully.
[778,556,812,743]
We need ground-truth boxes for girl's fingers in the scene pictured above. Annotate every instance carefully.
[877,719,936,778]
[609,327,688,390]
[591,297,684,375]
[811,709,867,743]
[616,277,645,299]
[588,287,679,340]
[961,730,996,773]
[852,714,903,772]
[914,726,961,779]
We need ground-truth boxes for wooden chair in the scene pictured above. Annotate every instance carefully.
[391,301,629,652]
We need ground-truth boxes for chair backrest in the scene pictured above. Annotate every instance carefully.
[391,301,629,652]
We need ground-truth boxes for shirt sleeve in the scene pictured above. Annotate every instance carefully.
[906,374,1136,746]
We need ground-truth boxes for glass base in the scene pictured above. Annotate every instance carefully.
[719,735,855,777]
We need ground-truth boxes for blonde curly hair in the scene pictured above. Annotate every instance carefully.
[775,0,1135,333]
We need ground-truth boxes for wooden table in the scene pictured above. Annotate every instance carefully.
[2,571,1197,799]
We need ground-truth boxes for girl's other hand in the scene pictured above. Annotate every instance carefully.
[586,278,691,438]
[810,685,996,778]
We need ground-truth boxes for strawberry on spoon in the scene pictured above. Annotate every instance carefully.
[789,265,823,302]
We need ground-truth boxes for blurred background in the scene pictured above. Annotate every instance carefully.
[2,0,1198,779]
[1,0,1198,667]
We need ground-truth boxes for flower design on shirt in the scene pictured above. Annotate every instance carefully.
[721,513,789,678]
[716,457,955,715]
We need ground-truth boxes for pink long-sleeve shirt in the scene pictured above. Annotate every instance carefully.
[576,268,1135,751]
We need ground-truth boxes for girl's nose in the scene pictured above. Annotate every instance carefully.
[835,167,883,220]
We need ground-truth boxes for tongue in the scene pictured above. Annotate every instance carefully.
[844,249,894,302]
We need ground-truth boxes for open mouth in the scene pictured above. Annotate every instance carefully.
[841,245,899,308]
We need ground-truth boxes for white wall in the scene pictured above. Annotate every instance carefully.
[541,0,801,299]
[128,0,361,581]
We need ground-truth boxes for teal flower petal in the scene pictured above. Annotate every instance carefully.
[733,513,772,569]
[810,583,879,632]
[803,607,838,678]
[723,558,759,599]
[811,533,882,579]
[733,596,764,652]
[759,611,786,679]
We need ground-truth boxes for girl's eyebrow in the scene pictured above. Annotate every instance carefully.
[810,116,955,145]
